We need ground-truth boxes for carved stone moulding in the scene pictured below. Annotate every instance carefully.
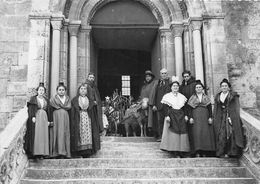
[0,122,27,184]
[242,118,260,164]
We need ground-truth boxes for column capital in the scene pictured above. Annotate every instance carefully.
[159,27,171,37]
[171,24,184,38]
[51,15,64,30]
[191,20,202,31]
[64,19,70,26]
[81,25,92,33]
[68,20,81,36]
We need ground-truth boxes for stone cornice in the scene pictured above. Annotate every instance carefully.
[68,20,81,36]
[202,13,225,20]
[29,10,51,20]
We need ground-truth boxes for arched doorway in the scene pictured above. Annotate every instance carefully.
[90,0,160,100]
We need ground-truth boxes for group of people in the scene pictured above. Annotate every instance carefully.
[140,69,245,158]
[24,73,103,160]
[24,68,245,160]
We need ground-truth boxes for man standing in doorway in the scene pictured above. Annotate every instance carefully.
[140,70,157,136]
[179,70,196,155]
[150,68,171,142]
[85,72,104,133]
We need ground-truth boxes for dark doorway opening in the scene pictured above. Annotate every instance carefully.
[90,0,160,101]
[97,49,151,100]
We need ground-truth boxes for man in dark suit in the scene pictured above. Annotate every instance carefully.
[150,68,171,141]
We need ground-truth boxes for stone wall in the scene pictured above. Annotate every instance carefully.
[0,0,32,130]
[222,1,260,108]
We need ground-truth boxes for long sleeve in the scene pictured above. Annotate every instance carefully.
[185,103,193,119]
[183,104,189,117]
[162,104,170,117]
[48,105,54,122]
[207,104,213,118]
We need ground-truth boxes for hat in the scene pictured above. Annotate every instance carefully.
[145,70,155,77]
[59,82,65,86]
[160,68,168,73]
[39,82,44,87]
[169,76,180,87]
[171,76,179,83]
[220,78,231,87]
[195,80,205,89]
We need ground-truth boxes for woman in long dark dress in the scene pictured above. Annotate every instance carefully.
[71,84,100,157]
[24,83,50,159]
[187,80,215,157]
[160,79,190,157]
[49,83,71,158]
[213,78,245,157]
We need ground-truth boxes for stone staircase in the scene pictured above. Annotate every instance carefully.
[21,137,256,184]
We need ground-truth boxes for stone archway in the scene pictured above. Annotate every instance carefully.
[58,0,187,97]
[27,0,210,98]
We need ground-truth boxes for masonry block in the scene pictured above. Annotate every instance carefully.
[1,15,29,28]
[0,97,13,112]
[0,2,15,15]
[13,96,27,111]
[0,52,18,66]
[0,66,10,78]
[14,0,32,15]
[18,52,28,65]
[10,65,28,81]
[0,79,8,97]
[7,82,27,95]
[0,112,8,130]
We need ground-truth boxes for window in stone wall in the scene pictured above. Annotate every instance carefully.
[122,75,130,96]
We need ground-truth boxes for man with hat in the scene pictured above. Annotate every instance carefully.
[139,70,157,136]
[150,68,171,141]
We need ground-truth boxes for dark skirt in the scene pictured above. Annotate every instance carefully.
[216,109,242,157]
[191,106,215,153]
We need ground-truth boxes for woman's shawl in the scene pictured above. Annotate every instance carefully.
[50,95,71,110]
[161,92,187,110]
[161,92,187,134]
[188,93,211,108]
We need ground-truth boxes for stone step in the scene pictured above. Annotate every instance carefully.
[101,144,160,150]
[89,150,173,158]
[29,158,240,169]
[25,167,249,179]
[101,137,157,143]
[20,178,257,184]
[101,142,161,149]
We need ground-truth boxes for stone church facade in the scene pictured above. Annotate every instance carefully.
[0,0,260,129]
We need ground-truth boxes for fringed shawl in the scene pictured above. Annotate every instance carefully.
[188,93,211,108]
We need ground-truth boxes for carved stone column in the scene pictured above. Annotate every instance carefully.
[172,24,184,81]
[68,21,81,97]
[50,15,64,96]
[159,27,175,76]
[27,12,51,97]
[60,19,69,86]
[191,19,204,83]
[81,26,91,77]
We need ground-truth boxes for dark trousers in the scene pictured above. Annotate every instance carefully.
[157,110,165,138]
